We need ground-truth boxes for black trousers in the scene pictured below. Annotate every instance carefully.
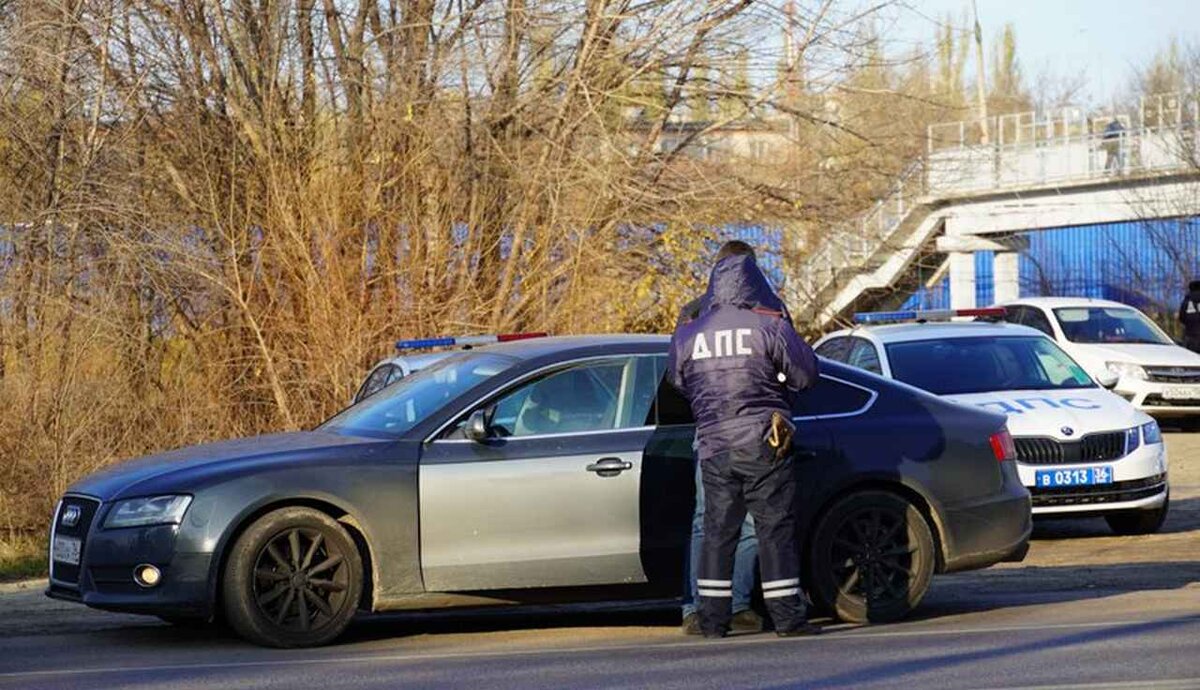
[697,442,805,635]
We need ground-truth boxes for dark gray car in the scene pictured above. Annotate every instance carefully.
[47,335,1031,647]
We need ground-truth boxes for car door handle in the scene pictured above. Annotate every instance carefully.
[587,458,633,477]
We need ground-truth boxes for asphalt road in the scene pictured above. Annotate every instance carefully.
[1,434,1198,690]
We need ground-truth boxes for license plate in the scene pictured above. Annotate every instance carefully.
[1035,466,1114,488]
[52,535,81,565]
[1161,385,1200,400]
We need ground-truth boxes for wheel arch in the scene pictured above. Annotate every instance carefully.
[207,496,378,617]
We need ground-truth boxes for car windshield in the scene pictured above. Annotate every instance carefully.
[1053,306,1173,345]
[322,353,516,437]
[885,335,1096,395]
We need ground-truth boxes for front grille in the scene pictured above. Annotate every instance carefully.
[1144,394,1200,408]
[50,496,101,585]
[1146,366,1200,384]
[1014,437,1063,464]
[1031,473,1166,508]
[1014,430,1128,466]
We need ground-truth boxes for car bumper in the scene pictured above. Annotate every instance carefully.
[46,502,214,618]
[1114,378,1200,416]
[940,463,1032,573]
[1016,441,1169,516]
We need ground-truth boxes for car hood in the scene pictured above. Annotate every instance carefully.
[1069,343,1200,369]
[944,388,1144,440]
[68,431,390,501]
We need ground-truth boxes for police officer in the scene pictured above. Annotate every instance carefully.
[1179,280,1200,353]
[676,241,788,636]
[666,250,819,638]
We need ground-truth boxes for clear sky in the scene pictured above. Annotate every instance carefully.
[886,0,1198,105]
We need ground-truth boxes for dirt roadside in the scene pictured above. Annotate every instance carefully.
[2,433,1196,638]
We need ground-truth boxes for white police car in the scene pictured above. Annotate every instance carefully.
[353,332,547,404]
[996,297,1200,427]
[815,308,1170,534]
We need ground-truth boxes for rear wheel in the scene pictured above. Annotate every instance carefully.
[1105,492,1169,535]
[808,491,936,624]
[222,507,363,648]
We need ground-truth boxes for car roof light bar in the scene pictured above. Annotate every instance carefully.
[853,307,1007,324]
[395,332,548,351]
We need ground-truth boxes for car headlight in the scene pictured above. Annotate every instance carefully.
[104,495,192,528]
[1105,361,1147,381]
[1142,420,1163,445]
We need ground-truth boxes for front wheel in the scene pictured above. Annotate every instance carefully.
[808,491,936,624]
[222,507,363,648]
[1105,492,1169,535]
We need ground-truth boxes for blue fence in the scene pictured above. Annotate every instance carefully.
[900,219,1200,323]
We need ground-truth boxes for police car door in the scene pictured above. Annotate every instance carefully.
[418,355,658,592]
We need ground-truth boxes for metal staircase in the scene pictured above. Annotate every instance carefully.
[791,92,1200,332]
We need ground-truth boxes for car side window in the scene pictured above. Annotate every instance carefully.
[845,338,883,375]
[453,357,653,438]
[1003,305,1027,325]
[355,365,396,403]
[384,366,406,385]
[815,337,850,362]
[794,376,873,417]
[1022,308,1055,337]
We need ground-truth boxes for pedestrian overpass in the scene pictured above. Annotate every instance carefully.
[791,93,1200,331]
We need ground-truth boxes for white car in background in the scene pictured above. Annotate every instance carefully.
[997,297,1200,428]
[816,308,1170,535]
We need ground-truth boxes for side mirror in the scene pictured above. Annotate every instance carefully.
[464,409,492,442]
[1096,371,1119,390]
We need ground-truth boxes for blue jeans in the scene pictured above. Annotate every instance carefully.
[681,461,757,617]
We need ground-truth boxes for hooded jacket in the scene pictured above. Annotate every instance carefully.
[1181,281,1200,345]
[666,254,818,460]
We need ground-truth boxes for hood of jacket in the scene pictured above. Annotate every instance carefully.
[704,254,784,312]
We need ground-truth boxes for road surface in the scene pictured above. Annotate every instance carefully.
[1,434,1197,689]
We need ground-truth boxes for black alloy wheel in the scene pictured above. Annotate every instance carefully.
[808,491,935,624]
[223,507,363,647]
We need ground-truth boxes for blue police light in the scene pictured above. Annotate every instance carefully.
[853,307,1006,324]
[395,332,548,351]
[395,337,457,349]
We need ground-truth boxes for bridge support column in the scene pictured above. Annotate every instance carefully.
[949,252,976,310]
[993,251,1020,304]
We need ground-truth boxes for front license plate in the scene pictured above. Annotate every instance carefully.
[52,535,81,565]
[1162,385,1200,400]
[1035,466,1114,488]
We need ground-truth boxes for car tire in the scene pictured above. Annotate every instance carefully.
[808,490,936,624]
[1105,492,1169,535]
[222,507,363,648]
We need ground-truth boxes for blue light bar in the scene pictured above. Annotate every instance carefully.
[853,307,1006,324]
[394,332,548,351]
[855,310,920,324]
[395,336,457,349]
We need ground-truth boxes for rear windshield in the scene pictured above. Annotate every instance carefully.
[1053,306,1173,345]
[322,353,516,437]
[885,335,1095,396]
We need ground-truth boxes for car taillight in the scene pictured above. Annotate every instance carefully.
[989,428,1016,462]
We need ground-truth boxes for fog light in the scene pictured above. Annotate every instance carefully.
[134,564,162,588]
